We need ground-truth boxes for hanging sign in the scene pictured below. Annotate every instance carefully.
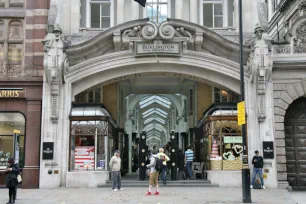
[224,136,243,144]
[263,141,274,159]
[43,142,54,160]
[237,101,246,125]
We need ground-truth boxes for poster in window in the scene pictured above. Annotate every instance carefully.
[75,146,95,170]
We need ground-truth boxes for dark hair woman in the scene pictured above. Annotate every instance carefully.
[6,158,20,204]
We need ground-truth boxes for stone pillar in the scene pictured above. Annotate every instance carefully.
[130,0,139,20]
[117,0,125,25]
[175,0,183,19]
[190,0,198,23]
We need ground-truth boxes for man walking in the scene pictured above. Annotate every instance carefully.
[185,146,194,180]
[109,150,123,191]
[157,148,170,185]
[250,150,265,189]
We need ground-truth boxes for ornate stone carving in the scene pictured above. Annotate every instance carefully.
[294,21,306,53]
[159,22,175,40]
[43,25,69,123]
[141,22,158,40]
[119,21,196,51]
[250,25,272,122]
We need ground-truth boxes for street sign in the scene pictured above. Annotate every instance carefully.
[237,101,246,125]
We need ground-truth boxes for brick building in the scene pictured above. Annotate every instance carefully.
[0,0,48,188]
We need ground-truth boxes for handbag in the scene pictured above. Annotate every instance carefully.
[17,174,22,183]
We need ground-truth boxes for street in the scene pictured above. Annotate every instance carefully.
[0,187,305,204]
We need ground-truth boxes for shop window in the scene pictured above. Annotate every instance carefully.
[75,87,102,103]
[80,0,111,29]
[213,87,240,103]
[147,0,168,24]
[204,118,243,171]
[202,0,234,28]
[70,106,116,171]
[0,113,25,169]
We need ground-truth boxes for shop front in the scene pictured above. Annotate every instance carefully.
[0,86,42,188]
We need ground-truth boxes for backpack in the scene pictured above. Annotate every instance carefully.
[155,158,163,171]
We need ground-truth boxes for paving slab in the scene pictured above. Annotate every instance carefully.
[0,187,304,204]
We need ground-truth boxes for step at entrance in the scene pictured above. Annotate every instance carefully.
[99,180,219,188]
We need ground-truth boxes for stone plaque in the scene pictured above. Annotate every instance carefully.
[135,41,181,56]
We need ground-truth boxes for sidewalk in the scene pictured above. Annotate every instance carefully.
[0,187,304,204]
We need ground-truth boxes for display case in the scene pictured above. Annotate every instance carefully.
[203,116,243,171]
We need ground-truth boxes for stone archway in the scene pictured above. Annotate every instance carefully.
[273,79,306,188]
[284,97,306,190]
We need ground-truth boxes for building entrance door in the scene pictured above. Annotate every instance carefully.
[285,98,306,190]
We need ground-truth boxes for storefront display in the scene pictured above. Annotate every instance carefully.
[204,116,243,171]
[74,146,95,170]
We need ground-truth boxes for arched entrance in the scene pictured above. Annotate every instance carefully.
[285,97,306,190]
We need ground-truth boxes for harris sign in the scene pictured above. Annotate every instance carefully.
[0,89,25,98]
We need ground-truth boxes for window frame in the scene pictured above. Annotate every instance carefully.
[0,19,24,77]
[144,0,171,24]
[200,0,234,28]
[0,0,24,8]
[81,0,113,29]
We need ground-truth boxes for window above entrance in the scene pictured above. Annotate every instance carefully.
[80,0,111,29]
[201,0,234,28]
[147,0,168,24]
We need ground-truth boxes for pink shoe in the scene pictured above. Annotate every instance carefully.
[145,192,152,196]
[154,192,160,195]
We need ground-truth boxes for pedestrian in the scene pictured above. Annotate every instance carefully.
[250,150,266,189]
[157,148,170,185]
[177,149,186,180]
[6,158,20,204]
[145,149,160,195]
[109,150,123,191]
[185,145,194,180]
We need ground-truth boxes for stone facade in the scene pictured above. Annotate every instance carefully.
[38,0,306,189]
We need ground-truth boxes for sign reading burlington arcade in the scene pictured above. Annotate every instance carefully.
[136,41,181,56]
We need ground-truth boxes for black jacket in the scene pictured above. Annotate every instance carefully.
[6,163,20,188]
[252,156,264,168]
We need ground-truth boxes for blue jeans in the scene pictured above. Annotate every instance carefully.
[161,165,167,182]
[251,168,264,186]
[186,161,193,178]
[112,171,121,189]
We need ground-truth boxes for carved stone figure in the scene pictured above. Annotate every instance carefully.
[43,25,69,123]
[294,21,306,53]
[122,26,142,38]
[250,24,272,122]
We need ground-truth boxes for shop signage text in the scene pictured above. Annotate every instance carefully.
[136,41,180,56]
[0,90,25,98]
[224,136,243,143]
[43,142,54,160]
[263,141,274,159]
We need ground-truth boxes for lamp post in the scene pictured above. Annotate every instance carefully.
[238,0,252,203]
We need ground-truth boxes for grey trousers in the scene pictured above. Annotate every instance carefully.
[112,171,121,189]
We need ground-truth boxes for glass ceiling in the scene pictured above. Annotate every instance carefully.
[139,95,171,109]
[143,109,167,119]
[144,117,166,125]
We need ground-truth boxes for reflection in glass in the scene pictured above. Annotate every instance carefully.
[9,21,23,40]
[8,44,23,64]
[147,0,168,24]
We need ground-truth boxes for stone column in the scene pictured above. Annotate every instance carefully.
[175,0,183,19]
[130,0,139,20]
[117,0,125,25]
[190,0,198,23]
